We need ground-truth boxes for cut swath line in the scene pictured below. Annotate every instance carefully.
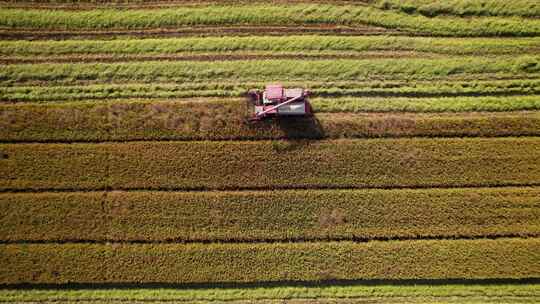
[1,183,540,194]
[0,234,538,245]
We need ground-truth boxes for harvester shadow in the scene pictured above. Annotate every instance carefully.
[245,113,325,151]
[263,115,325,152]
[275,115,325,140]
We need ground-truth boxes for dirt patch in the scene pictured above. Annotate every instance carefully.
[319,208,347,228]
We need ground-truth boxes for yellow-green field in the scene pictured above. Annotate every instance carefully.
[0,0,539,303]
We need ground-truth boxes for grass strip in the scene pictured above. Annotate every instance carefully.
[3,79,540,102]
[372,0,540,18]
[0,4,539,37]
[1,238,539,284]
[2,100,540,142]
[1,36,538,57]
[0,284,539,303]
[1,138,539,191]
[1,187,538,242]
[1,57,538,86]
[5,79,540,101]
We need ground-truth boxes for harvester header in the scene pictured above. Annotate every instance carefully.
[248,84,311,121]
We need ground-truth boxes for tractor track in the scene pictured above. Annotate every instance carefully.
[0,234,538,246]
[0,0,370,10]
[2,278,539,290]
[1,183,539,195]
[0,51,444,65]
[0,26,399,41]
[2,73,537,87]
[2,90,538,102]
[2,133,540,145]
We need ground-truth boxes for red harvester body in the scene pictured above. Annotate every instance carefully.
[247,84,311,121]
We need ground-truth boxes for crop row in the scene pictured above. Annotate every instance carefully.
[3,79,540,102]
[1,283,539,303]
[1,99,540,142]
[1,36,538,57]
[372,0,540,18]
[313,96,540,112]
[1,57,538,86]
[0,4,539,37]
[1,187,538,242]
[1,238,539,284]
[1,138,539,191]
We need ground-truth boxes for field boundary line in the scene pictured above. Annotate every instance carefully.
[1,183,540,194]
[1,133,540,144]
[0,235,538,246]
[1,136,540,145]
[1,277,539,291]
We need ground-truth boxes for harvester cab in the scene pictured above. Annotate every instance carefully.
[247,84,311,122]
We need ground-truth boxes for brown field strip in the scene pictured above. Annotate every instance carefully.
[0,187,538,242]
[0,138,538,191]
[1,238,538,284]
[0,0,368,10]
[0,51,439,65]
[0,25,397,40]
[1,100,540,142]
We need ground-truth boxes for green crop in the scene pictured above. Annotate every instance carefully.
[1,57,538,85]
[1,36,538,57]
[373,0,540,17]
[1,284,538,303]
[0,4,539,36]
[3,79,540,102]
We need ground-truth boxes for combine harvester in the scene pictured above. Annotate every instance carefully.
[247,84,312,122]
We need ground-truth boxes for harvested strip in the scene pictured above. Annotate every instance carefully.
[1,187,538,242]
[372,0,540,18]
[1,284,539,303]
[0,25,397,41]
[0,1,372,10]
[2,100,540,142]
[1,57,538,86]
[0,238,538,284]
[1,36,537,57]
[3,79,539,102]
[311,96,540,112]
[0,138,539,191]
[0,4,539,37]
[0,51,444,65]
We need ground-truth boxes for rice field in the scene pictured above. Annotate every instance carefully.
[0,0,539,303]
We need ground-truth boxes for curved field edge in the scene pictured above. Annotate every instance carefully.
[0,4,539,37]
[1,57,538,85]
[2,0,537,19]
[1,187,538,242]
[1,36,538,57]
[1,238,539,284]
[371,0,540,18]
[1,137,539,191]
[2,100,540,142]
[0,25,398,41]
[0,284,539,302]
[4,79,540,102]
